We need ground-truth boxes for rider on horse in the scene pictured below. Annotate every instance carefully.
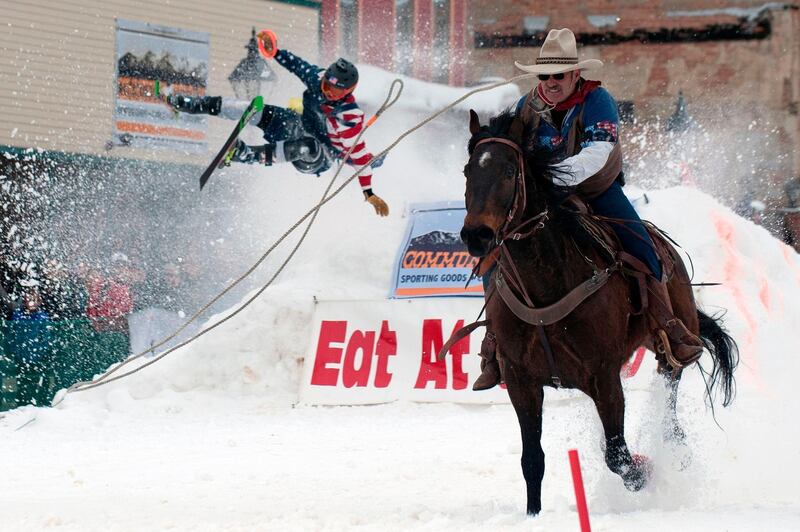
[164,31,389,217]
[473,28,704,390]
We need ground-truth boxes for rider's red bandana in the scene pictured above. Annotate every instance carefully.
[537,78,601,111]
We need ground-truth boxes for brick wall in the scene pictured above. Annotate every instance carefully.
[468,1,800,233]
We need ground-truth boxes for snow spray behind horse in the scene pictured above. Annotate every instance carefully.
[458,109,737,516]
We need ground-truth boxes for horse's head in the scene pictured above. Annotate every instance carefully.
[460,109,527,257]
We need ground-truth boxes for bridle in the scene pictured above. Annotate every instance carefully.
[472,136,549,245]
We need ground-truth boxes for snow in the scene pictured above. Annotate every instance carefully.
[2,73,800,531]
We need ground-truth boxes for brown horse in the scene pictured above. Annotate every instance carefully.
[459,109,737,516]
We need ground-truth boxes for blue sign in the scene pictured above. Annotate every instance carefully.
[390,201,484,298]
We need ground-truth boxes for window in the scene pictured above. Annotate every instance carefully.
[341,0,359,59]
[395,0,414,76]
[432,0,450,84]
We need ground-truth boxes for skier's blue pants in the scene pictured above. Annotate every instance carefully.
[257,105,305,143]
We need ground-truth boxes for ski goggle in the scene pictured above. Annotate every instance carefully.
[321,78,355,101]
[538,73,566,81]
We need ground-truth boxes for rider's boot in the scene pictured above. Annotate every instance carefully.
[472,331,502,391]
[647,275,704,369]
[168,94,222,116]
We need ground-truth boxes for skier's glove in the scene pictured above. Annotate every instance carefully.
[257,30,278,59]
[364,190,389,217]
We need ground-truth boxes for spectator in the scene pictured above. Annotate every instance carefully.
[0,280,20,319]
[7,288,53,406]
[40,258,89,320]
[86,253,136,333]
[127,259,201,357]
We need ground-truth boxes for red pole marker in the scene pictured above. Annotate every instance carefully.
[568,449,592,532]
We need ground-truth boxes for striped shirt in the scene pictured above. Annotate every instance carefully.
[275,49,376,191]
[321,94,374,190]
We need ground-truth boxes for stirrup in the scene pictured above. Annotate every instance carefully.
[656,329,701,370]
[657,329,682,369]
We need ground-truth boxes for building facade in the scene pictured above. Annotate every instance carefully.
[0,0,321,306]
[468,1,800,242]
[1,0,320,163]
[318,0,469,85]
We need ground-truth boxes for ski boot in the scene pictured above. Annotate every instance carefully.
[224,140,274,166]
[166,94,222,116]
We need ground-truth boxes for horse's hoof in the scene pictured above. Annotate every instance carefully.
[622,454,652,491]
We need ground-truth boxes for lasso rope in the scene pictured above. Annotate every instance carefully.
[54,72,540,404]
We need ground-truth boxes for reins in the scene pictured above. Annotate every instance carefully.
[445,134,621,388]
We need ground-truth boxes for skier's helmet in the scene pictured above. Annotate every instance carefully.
[322,58,359,100]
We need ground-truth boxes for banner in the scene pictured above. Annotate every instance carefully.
[299,300,654,406]
[390,202,483,298]
[114,19,209,151]
[300,298,509,405]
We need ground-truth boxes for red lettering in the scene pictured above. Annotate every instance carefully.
[447,319,469,390]
[311,320,347,386]
[374,320,396,388]
[415,319,448,389]
[343,330,375,388]
[414,319,470,389]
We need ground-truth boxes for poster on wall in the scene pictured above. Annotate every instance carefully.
[114,19,209,151]
[391,201,483,298]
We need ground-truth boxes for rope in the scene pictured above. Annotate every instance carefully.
[55,72,540,403]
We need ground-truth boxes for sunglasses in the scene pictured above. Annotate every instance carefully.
[538,73,566,81]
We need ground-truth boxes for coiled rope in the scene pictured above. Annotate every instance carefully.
[54,72,540,404]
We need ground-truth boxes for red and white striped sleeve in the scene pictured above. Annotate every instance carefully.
[325,100,375,191]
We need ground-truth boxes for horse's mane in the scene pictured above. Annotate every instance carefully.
[468,109,593,244]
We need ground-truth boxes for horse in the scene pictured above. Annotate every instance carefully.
[459,109,737,515]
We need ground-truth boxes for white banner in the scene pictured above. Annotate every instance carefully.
[300,299,654,405]
[300,298,510,405]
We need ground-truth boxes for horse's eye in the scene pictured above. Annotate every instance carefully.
[505,165,516,179]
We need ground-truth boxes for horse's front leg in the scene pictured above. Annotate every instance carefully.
[504,362,545,516]
[589,372,650,491]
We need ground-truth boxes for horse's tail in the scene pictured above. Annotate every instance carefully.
[697,310,738,407]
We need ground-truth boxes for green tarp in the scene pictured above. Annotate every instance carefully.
[0,319,129,411]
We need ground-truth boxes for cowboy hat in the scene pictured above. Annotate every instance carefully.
[515,28,603,75]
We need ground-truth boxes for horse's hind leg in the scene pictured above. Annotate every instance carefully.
[657,364,686,443]
[504,365,545,516]
[656,364,693,468]
[589,372,650,491]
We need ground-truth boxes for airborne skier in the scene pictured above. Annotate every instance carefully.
[166,30,389,216]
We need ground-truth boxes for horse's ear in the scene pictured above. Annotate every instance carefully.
[509,117,524,144]
[469,109,481,135]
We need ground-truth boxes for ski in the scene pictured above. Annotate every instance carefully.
[199,95,264,190]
